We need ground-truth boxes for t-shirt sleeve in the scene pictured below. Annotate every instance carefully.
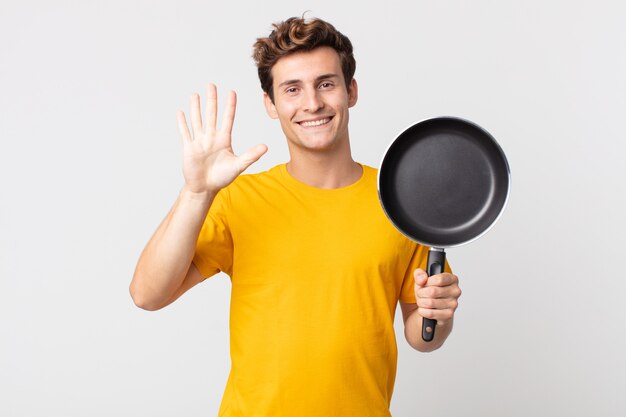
[399,244,453,304]
[192,188,234,278]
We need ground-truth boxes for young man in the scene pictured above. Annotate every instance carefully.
[131,17,461,416]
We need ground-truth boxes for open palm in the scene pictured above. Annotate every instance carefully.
[177,84,267,194]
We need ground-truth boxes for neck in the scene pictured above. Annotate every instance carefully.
[286,141,362,189]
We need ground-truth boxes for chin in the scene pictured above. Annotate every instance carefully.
[298,137,339,151]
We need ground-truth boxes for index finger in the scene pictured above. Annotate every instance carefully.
[426,273,458,287]
[219,90,237,135]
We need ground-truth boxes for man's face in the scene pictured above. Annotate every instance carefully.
[264,46,358,154]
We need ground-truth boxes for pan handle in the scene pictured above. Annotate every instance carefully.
[422,249,446,342]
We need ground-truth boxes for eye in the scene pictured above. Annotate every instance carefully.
[319,82,334,89]
[285,86,299,94]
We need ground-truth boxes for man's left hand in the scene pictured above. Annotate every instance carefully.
[413,268,462,327]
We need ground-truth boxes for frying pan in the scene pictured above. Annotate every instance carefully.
[378,116,510,342]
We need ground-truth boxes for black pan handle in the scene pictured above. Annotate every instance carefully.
[422,249,446,342]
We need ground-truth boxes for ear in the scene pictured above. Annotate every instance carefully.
[264,93,278,119]
[348,78,358,108]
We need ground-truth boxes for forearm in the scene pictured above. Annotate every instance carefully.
[404,309,454,352]
[130,186,216,309]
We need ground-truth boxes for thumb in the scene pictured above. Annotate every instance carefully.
[237,144,268,171]
[413,268,428,288]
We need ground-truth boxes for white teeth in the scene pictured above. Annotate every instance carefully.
[300,118,330,127]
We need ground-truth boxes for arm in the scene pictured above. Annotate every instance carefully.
[129,187,215,310]
[129,84,267,311]
[400,269,461,352]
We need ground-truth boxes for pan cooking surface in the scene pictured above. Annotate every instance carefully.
[379,118,510,247]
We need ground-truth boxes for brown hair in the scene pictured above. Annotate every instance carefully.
[252,17,356,102]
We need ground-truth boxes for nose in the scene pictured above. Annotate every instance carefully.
[303,88,324,112]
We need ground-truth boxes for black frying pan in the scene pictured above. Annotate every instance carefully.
[378,116,510,341]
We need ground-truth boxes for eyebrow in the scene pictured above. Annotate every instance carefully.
[277,73,339,88]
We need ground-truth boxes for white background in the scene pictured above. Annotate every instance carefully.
[1,1,625,416]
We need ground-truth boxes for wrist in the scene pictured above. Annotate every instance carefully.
[180,184,218,204]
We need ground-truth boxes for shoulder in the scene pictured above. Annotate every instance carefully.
[229,164,283,188]
[222,164,287,203]
[361,164,378,178]
[356,163,379,192]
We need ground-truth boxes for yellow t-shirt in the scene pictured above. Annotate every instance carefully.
[194,163,436,417]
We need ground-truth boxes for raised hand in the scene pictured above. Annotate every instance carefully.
[177,84,268,195]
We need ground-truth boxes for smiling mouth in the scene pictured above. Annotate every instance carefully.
[298,117,333,127]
